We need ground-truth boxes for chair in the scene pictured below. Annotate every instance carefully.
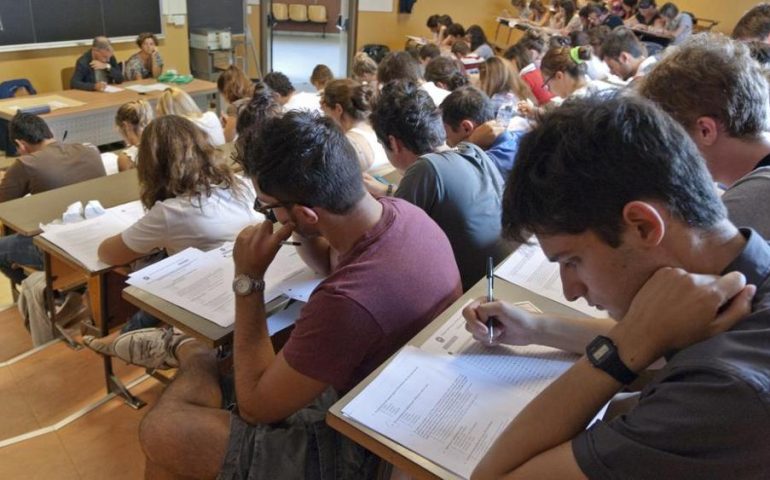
[289,4,309,23]
[308,5,328,37]
[61,66,75,90]
[0,79,36,99]
[272,2,289,22]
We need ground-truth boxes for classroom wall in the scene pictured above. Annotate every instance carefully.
[674,0,756,36]
[0,21,190,94]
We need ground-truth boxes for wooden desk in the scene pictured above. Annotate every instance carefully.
[0,79,218,150]
[327,272,588,479]
[0,169,139,236]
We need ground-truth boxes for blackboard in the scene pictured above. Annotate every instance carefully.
[188,0,245,35]
[0,0,162,49]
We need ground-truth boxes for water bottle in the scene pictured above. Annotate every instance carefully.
[496,101,515,130]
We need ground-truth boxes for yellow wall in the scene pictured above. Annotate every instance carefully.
[0,20,190,94]
[674,0,756,35]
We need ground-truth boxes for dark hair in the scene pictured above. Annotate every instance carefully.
[559,0,577,24]
[424,56,469,91]
[601,27,646,59]
[504,43,533,69]
[322,79,375,121]
[623,0,638,7]
[419,43,441,61]
[263,71,295,97]
[138,116,239,209]
[549,35,571,48]
[517,30,548,54]
[587,25,612,54]
[446,23,466,38]
[310,64,334,89]
[217,65,255,103]
[370,80,445,155]
[235,80,283,165]
[733,3,770,41]
[439,15,453,26]
[541,46,592,78]
[427,14,441,29]
[749,40,770,67]
[503,93,726,246]
[466,25,489,51]
[440,86,494,129]
[639,33,770,140]
[579,4,601,18]
[377,51,423,84]
[659,2,678,18]
[452,40,471,56]
[570,30,591,46]
[136,32,158,48]
[9,112,53,144]
[242,111,365,214]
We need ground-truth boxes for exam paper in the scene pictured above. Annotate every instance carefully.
[125,83,169,94]
[495,242,607,318]
[103,85,124,93]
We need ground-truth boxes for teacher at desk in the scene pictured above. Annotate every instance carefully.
[70,36,124,92]
[124,32,164,81]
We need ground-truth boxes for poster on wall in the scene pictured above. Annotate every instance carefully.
[360,0,393,12]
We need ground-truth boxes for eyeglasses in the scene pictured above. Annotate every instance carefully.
[542,74,555,89]
[254,198,288,223]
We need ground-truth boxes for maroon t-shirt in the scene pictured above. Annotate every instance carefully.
[282,197,462,393]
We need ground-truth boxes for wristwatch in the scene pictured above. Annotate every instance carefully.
[586,335,638,385]
[105,64,111,71]
[232,274,265,296]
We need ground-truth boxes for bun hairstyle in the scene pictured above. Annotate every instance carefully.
[216,65,255,103]
[322,79,375,121]
[424,56,469,91]
[115,99,154,136]
[352,52,378,82]
[541,45,592,78]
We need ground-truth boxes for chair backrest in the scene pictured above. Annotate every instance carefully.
[61,66,76,90]
[272,3,289,21]
[0,79,37,99]
[289,4,309,22]
[308,5,327,23]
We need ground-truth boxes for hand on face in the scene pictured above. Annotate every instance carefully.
[90,60,108,70]
[611,267,756,371]
[463,298,538,347]
[233,220,294,278]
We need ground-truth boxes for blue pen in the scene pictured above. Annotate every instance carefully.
[486,256,496,343]
[372,174,389,185]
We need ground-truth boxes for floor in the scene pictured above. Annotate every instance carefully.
[0,274,166,479]
[271,33,346,91]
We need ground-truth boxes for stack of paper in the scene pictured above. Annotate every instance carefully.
[127,243,324,328]
[341,306,578,479]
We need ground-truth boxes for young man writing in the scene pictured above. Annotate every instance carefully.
[639,34,770,238]
[601,27,656,81]
[367,80,512,291]
[116,111,462,479]
[464,94,768,478]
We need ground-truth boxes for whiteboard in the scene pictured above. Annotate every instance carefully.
[360,0,392,13]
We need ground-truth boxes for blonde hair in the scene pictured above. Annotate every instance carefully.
[479,57,535,103]
[352,52,378,82]
[115,100,154,138]
[156,87,203,118]
[322,79,375,122]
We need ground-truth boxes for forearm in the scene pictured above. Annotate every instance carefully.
[233,292,276,417]
[472,357,621,479]
[532,315,614,354]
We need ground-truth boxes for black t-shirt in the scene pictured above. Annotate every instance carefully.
[755,153,770,170]
[603,15,624,29]
[635,11,662,26]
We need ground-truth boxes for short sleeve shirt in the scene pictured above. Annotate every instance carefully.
[282,198,462,393]
[572,229,770,479]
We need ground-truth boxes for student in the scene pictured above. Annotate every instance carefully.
[561,0,583,32]
[111,111,462,479]
[426,14,453,44]
[124,32,164,81]
[377,51,451,106]
[466,25,495,60]
[0,112,105,284]
[601,26,655,81]
[659,2,692,45]
[263,71,321,113]
[639,34,770,239]
[620,0,638,20]
[351,51,378,86]
[733,3,770,42]
[309,64,334,92]
[156,87,225,147]
[441,23,466,47]
[216,65,255,105]
[540,45,610,98]
[70,36,123,91]
[505,32,556,105]
[626,0,665,28]
[424,56,469,92]
[368,81,512,291]
[418,43,441,66]
[569,30,612,80]
[320,79,389,171]
[233,84,284,168]
[479,56,536,116]
[113,100,154,171]
[441,86,523,179]
[463,92,769,480]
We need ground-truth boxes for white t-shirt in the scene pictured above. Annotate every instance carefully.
[121,179,262,256]
[347,125,390,171]
[420,81,451,106]
[284,91,322,113]
[191,111,226,147]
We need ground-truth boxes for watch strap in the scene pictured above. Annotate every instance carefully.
[586,335,638,385]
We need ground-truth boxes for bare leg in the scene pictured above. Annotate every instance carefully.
[140,342,231,479]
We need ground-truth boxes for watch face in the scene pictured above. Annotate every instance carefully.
[587,336,612,362]
[233,275,252,295]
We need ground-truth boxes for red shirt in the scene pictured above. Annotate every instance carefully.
[282,197,462,393]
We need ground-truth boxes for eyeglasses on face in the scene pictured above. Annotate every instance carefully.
[254,198,288,223]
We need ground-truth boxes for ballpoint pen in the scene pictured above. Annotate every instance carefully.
[486,256,496,343]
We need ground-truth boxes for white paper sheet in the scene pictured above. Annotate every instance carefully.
[103,85,124,93]
[125,83,169,94]
[495,242,607,318]
[39,202,145,272]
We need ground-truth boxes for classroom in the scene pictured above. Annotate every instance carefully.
[0,0,768,478]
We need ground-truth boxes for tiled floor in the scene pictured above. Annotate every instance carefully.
[0,306,166,479]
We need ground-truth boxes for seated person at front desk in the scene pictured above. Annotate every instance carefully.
[124,32,164,81]
[0,112,105,285]
[70,36,124,92]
